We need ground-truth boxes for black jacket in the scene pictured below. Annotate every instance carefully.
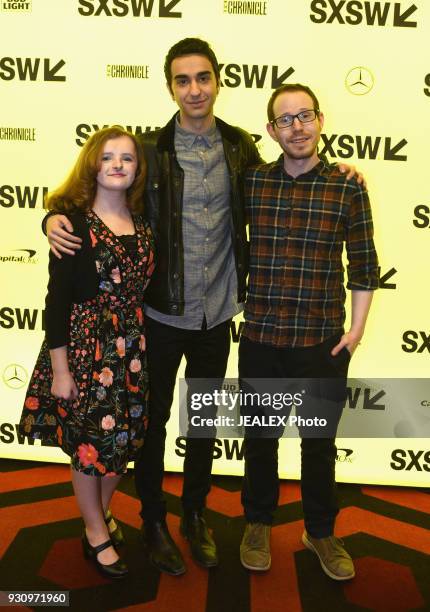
[141,113,263,316]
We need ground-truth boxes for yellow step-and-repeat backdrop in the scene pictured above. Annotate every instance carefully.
[0,0,429,485]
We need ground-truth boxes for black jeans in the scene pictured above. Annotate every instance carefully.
[239,334,350,538]
[134,316,231,521]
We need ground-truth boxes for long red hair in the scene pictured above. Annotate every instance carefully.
[45,126,146,214]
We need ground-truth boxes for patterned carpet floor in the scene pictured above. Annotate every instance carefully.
[0,459,429,611]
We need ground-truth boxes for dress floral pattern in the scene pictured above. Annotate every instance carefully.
[19,211,155,476]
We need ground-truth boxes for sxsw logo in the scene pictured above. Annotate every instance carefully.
[75,124,160,147]
[0,58,66,82]
[401,331,430,353]
[309,1,417,27]
[425,74,430,97]
[176,436,244,461]
[78,0,182,17]
[1,1,31,11]
[390,449,430,471]
[379,267,397,289]
[0,307,45,331]
[219,64,294,88]
[0,423,38,444]
[347,387,386,410]
[413,205,430,228]
[320,133,407,161]
[231,321,244,343]
[0,185,48,208]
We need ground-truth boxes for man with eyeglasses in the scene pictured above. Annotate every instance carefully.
[239,84,378,580]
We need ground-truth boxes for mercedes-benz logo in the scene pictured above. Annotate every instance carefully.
[2,364,28,390]
[345,67,374,96]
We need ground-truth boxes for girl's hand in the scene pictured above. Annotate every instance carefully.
[51,372,78,400]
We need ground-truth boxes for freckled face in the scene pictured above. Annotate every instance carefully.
[96,135,138,192]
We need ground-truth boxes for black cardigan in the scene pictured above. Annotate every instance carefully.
[44,213,98,349]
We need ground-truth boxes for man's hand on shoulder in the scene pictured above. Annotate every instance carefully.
[337,163,367,188]
[47,214,82,259]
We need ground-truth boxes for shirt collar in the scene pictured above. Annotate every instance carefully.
[273,154,328,180]
[174,115,217,149]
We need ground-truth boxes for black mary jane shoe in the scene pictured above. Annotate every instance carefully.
[105,509,125,548]
[82,534,128,579]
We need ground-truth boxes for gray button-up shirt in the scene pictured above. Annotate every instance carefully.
[145,118,242,329]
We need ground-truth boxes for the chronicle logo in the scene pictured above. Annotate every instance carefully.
[413,204,430,228]
[0,307,45,331]
[78,0,182,18]
[75,124,160,147]
[1,0,31,11]
[2,364,28,390]
[219,64,294,88]
[0,185,48,208]
[345,66,374,95]
[309,1,418,28]
[390,449,430,471]
[401,331,430,353]
[223,0,268,15]
[0,127,36,142]
[107,64,149,79]
[320,133,407,161]
[0,57,66,82]
[0,249,38,264]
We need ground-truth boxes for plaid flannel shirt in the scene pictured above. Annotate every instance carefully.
[243,156,379,347]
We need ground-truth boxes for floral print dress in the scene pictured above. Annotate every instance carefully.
[19,211,155,476]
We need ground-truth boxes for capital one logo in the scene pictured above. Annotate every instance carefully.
[309,1,418,28]
[78,0,182,17]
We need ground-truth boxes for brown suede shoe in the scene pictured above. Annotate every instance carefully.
[240,523,271,571]
[302,531,355,580]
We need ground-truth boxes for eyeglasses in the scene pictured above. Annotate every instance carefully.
[271,109,319,129]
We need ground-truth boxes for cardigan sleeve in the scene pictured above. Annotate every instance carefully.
[44,214,97,349]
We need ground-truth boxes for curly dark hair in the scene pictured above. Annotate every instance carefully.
[164,37,220,93]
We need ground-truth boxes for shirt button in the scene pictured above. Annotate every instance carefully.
[204,207,208,212]
[173,273,179,279]
[204,266,208,271]
[205,237,209,242]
